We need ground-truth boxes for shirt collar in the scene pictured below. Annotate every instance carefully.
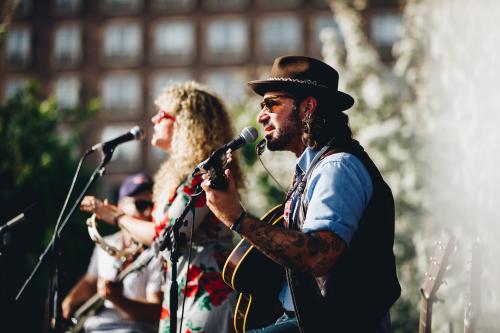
[296,147,322,175]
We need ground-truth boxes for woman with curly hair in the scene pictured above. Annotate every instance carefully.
[80,81,242,333]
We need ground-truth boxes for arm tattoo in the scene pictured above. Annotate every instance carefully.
[241,216,346,276]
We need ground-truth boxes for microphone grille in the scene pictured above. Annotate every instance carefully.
[130,126,145,141]
[240,127,258,143]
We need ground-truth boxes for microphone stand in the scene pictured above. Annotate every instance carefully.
[157,185,202,333]
[16,148,115,333]
[157,161,226,333]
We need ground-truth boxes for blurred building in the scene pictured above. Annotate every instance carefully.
[0,0,402,195]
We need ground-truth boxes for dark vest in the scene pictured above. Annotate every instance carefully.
[288,140,401,333]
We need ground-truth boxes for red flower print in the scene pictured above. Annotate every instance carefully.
[160,307,170,320]
[194,191,206,208]
[183,265,203,297]
[199,271,233,306]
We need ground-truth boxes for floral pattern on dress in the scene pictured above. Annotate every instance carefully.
[153,175,236,333]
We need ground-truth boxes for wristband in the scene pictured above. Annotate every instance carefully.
[112,212,126,226]
[230,210,247,233]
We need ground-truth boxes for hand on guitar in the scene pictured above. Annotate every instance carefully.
[62,296,77,320]
[98,279,124,304]
[201,150,244,229]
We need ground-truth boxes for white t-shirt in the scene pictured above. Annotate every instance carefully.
[87,232,162,307]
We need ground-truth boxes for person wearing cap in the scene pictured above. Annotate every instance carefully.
[201,56,401,332]
[63,173,163,333]
[80,82,243,333]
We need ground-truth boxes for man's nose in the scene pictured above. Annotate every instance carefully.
[257,109,270,124]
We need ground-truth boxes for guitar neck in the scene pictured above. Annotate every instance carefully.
[418,297,433,333]
[73,293,103,318]
[72,248,155,320]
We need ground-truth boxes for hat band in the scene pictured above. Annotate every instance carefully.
[267,77,329,89]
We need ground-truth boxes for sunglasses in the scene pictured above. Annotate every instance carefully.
[155,110,176,124]
[259,94,294,112]
[133,199,153,212]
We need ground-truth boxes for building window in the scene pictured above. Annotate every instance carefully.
[259,0,302,9]
[14,0,32,18]
[152,71,193,102]
[312,15,342,54]
[101,125,141,170]
[370,13,402,47]
[4,79,28,101]
[54,0,81,14]
[102,73,141,118]
[103,23,142,65]
[206,18,248,63]
[54,76,80,108]
[103,0,142,13]
[155,0,195,12]
[5,27,31,67]
[54,25,81,67]
[204,0,249,10]
[153,21,194,64]
[259,16,302,61]
[204,70,246,105]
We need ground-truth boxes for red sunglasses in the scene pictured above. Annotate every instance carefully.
[155,110,176,124]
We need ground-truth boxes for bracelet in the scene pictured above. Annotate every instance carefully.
[112,213,126,226]
[230,210,247,233]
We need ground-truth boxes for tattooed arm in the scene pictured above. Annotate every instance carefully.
[239,215,346,276]
[201,169,346,277]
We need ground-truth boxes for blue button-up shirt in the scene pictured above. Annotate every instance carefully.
[279,147,373,311]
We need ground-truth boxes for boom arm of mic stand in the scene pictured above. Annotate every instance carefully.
[15,150,115,332]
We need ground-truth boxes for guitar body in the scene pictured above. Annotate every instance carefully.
[222,205,285,332]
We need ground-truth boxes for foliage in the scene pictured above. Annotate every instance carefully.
[0,82,98,331]
[320,1,424,332]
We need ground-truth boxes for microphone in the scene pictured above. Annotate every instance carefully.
[0,203,36,234]
[193,126,258,176]
[91,126,145,153]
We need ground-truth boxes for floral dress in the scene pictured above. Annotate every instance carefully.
[152,175,236,333]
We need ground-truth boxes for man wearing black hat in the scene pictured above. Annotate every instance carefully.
[202,56,400,332]
[62,173,163,333]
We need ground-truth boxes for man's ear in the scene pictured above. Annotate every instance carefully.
[302,96,318,118]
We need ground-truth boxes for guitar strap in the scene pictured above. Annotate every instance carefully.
[285,143,342,333]
[294,147,341,231]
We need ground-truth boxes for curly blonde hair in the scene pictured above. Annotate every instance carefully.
[153,81,242,201]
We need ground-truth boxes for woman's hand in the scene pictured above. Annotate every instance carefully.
[80,196,124,225]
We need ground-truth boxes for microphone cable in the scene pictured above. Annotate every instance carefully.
[255,139,286,194]
[178,186,204,333]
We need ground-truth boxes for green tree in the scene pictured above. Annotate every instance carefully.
[0,82,98,332]
[322,1,424,331]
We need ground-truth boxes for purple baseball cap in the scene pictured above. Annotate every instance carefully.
[118,172,153,200]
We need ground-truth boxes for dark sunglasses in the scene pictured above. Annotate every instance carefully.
[155,110,176,124]
[259,94,294,112]
[134,199,153,212]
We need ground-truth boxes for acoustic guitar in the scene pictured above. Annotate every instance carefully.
[418,232,454,333]
[222,205,286,333]
[65,247,155,333]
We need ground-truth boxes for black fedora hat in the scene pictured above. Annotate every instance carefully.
[248,55,354,111]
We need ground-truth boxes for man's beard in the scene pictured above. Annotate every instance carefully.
[266,106,301,151]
